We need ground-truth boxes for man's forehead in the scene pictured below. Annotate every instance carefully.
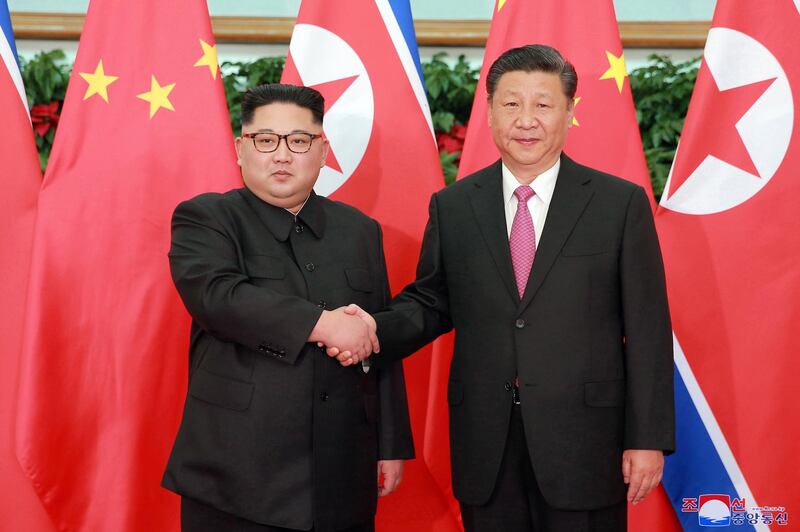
[495,71,564,96]
[251,102,318,124]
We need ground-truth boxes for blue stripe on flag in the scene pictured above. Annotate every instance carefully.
[387,0,425,88]
[662,366,756,531]
[0,0,20,68]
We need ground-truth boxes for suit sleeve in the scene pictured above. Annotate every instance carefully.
[373,193,453,364]
[168,198,322,364]
[373,221,415,460]
[620,187,675,452]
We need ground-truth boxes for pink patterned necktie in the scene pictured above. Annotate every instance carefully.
[510,185,536,299]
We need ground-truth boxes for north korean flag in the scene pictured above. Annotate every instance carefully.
[657,1,800,530]
[282,2,460,531]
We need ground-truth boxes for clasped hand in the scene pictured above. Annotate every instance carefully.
[309,304,377,366]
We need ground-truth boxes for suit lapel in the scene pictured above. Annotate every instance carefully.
[518,154,594,313]
[466,161,519,303]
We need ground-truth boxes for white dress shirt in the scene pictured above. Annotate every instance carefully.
[502,159,560,244]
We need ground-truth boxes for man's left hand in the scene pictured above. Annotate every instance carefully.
[622,449,663,505]
[377,460,404,497]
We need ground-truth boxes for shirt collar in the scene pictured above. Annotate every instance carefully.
[501,158,560,207]
[240,187,326,241]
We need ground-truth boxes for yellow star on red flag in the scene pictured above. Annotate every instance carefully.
[599,51,628,93]
[497,0,508,12]
[193,39,219,79]
[79,60,119,102]
[136,75,176,118]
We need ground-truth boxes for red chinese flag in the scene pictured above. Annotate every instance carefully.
[14,1,241,530]
[459,0,653,196]
[451,0,679,529]
[281,1,460,530]
[656,0,800,524]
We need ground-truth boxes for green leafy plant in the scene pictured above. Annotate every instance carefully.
[19,49,72,170]
[221,57,285,136]
[630,54,700,198]
[422,52,479,133]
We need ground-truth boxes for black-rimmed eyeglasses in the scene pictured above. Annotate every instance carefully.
[241,132,323,154]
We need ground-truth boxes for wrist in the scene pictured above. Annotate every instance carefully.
[308,310,332,343]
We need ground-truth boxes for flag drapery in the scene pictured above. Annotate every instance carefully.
[657,1,800,530]
[0,2,53,530]
[14,1,241,530]
[281,1,461,530]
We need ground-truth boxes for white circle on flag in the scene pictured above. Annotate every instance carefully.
[288,24,374,196]
[660,27,794,215]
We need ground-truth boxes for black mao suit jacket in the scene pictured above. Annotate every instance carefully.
[162,187,414,532]
[374,154,674,510]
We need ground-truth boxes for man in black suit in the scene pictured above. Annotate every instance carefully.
[331,45,674,531]
[162,84,414,532]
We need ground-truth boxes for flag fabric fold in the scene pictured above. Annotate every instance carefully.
[0,2,53,530]
[15,1,241,530]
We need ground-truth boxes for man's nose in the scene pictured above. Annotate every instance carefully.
[272,139,292,161]
[517,107,539,129]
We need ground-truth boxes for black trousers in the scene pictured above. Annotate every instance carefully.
[181,497,375,532]
[459,405,627,532]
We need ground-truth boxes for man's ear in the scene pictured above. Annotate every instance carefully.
[566,98,575,128]
[319,137,329,169]
[234,136,243,166]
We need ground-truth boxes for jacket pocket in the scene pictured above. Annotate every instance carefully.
[189,368,254,411]
[584,379,625,407]
[561,245,611,257]
[448,380,464,406]
[345,267,373,292]
[245,254,285,279]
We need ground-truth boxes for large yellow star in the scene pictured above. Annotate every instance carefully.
[136,75,176,118]
[79,60,119,102]
[571,96,581,127]
[599,51,628,93]
[193,39,219,79]
[497,0,508,12]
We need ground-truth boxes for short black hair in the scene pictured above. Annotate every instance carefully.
[240,83,325,126]
[486,44,578,101]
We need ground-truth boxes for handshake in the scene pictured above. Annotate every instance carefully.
[308,304,377,366]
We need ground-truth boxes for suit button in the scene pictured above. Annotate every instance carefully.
[294,224,304,234]
[515,319,526,329]
[504,381,513,391]
[317,299,326,308]
[320,392,329,402]
[305,262,316,272]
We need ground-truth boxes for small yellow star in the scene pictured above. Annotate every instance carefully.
[497,0,507,12]
[571,96,581,127]
[193,39,219,79]
[136,75,176,118]
[79,60,119,102]
[599,51,628,93]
